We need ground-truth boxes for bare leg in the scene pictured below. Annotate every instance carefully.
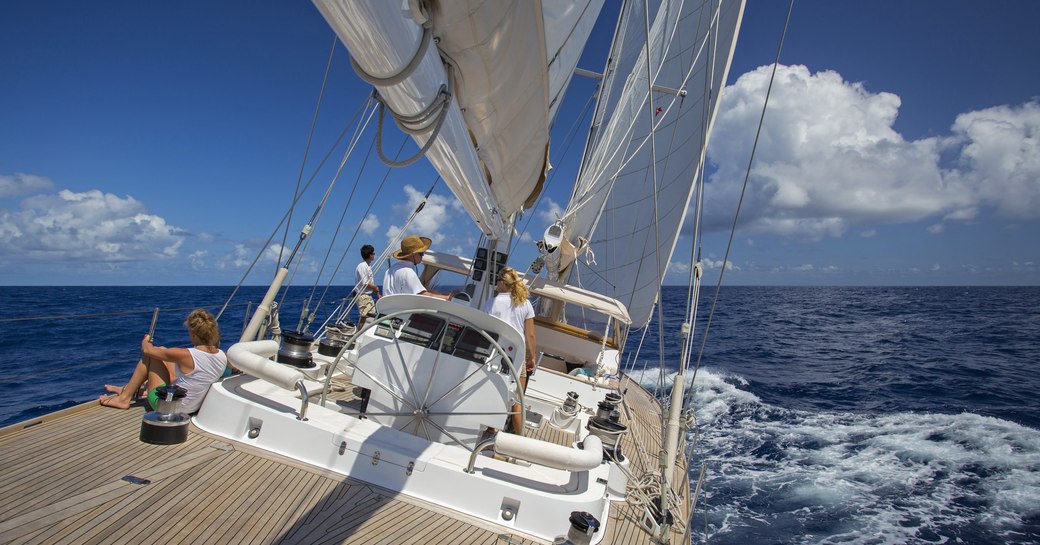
[509,372,530,434]
[100,356,175,409]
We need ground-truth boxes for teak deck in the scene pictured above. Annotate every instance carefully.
[0,375,689,544]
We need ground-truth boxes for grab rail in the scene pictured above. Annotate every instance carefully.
[465,433,602,473]
[226,341,309,421]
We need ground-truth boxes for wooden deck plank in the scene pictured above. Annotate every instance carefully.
[403,514,468,544]
[238,465,307,544]
[169,452,248,544]
[104,450,239,545]
[254,468,322,544]
[275,478,346,543]
[216,459,287,544]
[0,442,228,543]
[9,503,103,545]
[314,497,417,545]
[341,497,427,544]
[285,482,380,544]
[0,413,204,519]
[380,505,441,544]
[191,455,296,545]
[0,410,140,512]
[126,453,253,545]
[0,375,690,545]
[70,452,239,545]
[275,477,346,544]
[197,457,279,545]
[281,483,377,544]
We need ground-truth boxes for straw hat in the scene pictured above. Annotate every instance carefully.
[392,235,432,259]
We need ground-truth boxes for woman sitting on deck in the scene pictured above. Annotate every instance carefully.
[99,308,228,414]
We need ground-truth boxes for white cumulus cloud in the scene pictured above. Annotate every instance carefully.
[704,64,1039,241]
[360,213,380,236]
[0,188,185,262]
[384,185,468,249]
[944,101,1040,219]
[0,173,54,198]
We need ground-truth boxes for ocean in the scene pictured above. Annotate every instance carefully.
[1,285,1037,544]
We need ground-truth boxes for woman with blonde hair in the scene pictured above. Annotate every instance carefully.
[483,267,538,431]
[100,308,228,414]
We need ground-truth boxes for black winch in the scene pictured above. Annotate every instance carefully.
[555,511,600,545]
[586,410,627,462]
[140,384,190,445]
[277,331,316,368]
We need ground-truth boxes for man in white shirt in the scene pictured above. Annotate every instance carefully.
[354,244,380,328]
[383,235,456,300]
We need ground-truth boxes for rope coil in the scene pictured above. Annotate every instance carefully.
[349,22,433,87]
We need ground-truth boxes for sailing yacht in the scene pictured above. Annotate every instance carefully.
[0,1,744,543]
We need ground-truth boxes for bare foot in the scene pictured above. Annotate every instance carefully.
[104,385,123,394]
[99,395,131,410]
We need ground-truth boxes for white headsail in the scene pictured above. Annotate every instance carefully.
[558,0,745,328]
[314,0,605,240]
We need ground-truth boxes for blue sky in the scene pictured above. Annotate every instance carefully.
[1,1,1038,286]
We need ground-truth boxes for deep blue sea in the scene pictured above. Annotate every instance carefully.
[1,285,1037,544]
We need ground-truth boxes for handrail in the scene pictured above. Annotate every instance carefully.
[465,433,603,473]
[226,340,309,421]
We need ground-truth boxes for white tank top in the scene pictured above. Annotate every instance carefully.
[173,347,228,414]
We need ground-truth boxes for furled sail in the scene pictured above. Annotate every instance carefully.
[314,0,604,240]
[558,0,745,328]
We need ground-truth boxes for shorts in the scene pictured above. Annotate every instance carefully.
[145,383,166,411]
[357,293,376,317]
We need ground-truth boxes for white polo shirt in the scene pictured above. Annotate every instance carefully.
[383,260,425,296]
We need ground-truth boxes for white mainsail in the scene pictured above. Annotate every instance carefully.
[314,0,605,240]
[559,0,745,328]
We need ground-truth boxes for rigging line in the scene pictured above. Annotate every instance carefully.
[2,335,208,383]
[640,0,668,411]
[616,28,691,330]
[679,0,721,378]
[302,109,384,328]
[304,127,379,319]
[571,0,628,200]
[279,33,339,270]
[682,0,715,324]
[567,0,716,223]
[623,309,654,375]
[312,136,410,330]
[0,356,137,383]
[639,1,688,527]
[215,97,376,322]
[509,91,598,256]
[0,303,251,325]
[321,175,440,331]
[280,103,380,315]
[690,0,793,392]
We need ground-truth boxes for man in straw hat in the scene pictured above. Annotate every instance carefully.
[383,235,457,300]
